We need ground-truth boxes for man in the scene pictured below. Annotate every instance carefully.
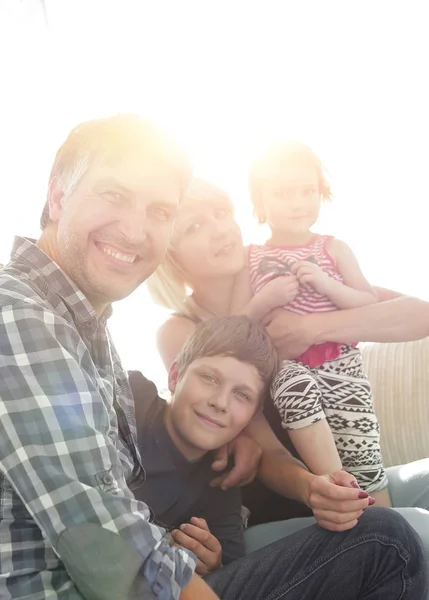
[0,114,426,600]
[131,315,279,572]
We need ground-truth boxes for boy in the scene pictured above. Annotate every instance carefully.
[131,315,278,573]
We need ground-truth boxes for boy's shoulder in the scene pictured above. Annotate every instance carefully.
[128,370,166,429]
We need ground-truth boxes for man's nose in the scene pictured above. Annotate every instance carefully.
[118,207,150,245]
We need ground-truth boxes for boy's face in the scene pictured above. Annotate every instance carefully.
[166,355,264,461]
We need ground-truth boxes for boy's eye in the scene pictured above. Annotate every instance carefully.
[234,390,249,401]
[201,373,216,384]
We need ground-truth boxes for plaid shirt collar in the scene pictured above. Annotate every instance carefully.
[9,236,113,328]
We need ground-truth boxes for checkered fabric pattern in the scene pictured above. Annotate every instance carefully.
[0,237,195,600]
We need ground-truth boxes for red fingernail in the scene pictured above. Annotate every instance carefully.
[358,491,369,499]
[368,497,376,505]
[350,481,360,489]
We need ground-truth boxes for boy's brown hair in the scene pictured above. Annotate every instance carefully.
[249,140,332,224]
[176,315,279,406]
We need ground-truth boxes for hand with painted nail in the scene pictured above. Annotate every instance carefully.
[304,470,376,532]
[171,517,222,576]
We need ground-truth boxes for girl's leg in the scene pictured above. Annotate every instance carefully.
[314,345,392,504]
[271,361,342,475]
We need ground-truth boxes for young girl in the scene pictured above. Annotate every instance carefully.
[233,141,391,504]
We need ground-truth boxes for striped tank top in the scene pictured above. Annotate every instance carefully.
[249,235,347,367]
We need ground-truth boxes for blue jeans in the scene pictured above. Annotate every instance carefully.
[244,459,429,561]
[206,507,428,599]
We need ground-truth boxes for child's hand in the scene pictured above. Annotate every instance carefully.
[171,517,222,576]
[257,275,299,310]
[291,261,331,295]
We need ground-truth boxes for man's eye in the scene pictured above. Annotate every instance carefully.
[201,374,216,383]
[102,191,125,203]
[149,206,172,222]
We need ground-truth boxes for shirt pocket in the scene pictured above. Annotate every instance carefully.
[94,468,120,494]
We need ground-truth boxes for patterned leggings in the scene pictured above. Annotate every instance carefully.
[271,345,388,493]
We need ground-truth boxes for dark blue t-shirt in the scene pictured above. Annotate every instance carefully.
[129,371,245,565]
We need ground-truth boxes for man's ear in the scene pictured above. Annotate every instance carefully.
[48,177,66,222]
[168,360,179,393]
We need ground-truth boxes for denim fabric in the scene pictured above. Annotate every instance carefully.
[243,460,429,563]
[206,507,428,599]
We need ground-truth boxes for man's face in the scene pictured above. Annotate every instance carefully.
[49,158,182,312]
[167,355,263,461]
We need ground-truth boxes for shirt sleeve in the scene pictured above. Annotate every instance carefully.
[0,303,195,600]
[128,370,165,432]
[198,485,245,566]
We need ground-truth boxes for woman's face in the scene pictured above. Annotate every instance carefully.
[171,196,244,280]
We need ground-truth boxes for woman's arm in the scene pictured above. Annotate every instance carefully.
[265,291,429,360]
[157,316,198,370]
[245,414,312,503]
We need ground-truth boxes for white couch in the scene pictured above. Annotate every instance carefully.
[362,338,429,467]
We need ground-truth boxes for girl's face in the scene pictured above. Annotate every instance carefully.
[259,161,322,235]
[171,196,244,281]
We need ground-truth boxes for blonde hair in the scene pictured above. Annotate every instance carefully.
[146,178,232,316]
[249,140,332,224]
[146,248,190,315]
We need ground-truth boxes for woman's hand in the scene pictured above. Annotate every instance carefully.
[263,309,317,360]
[172,518,222,576]
[305,470,375,531]
[210,433,262,489]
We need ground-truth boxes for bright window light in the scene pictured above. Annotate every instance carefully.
[1,1,428,387]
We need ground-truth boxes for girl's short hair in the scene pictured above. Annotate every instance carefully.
[249,140,332,224]
[176,315,279,406]
[146,178,233,316]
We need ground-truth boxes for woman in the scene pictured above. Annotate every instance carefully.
[146,177,429,548]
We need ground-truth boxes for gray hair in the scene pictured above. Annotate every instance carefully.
[40,114,191,229]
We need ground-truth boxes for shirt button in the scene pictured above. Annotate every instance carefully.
[103,474,114,485]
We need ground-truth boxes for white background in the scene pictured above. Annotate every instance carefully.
[1,0,428,388]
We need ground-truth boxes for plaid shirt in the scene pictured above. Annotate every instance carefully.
[0,238,195,600]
